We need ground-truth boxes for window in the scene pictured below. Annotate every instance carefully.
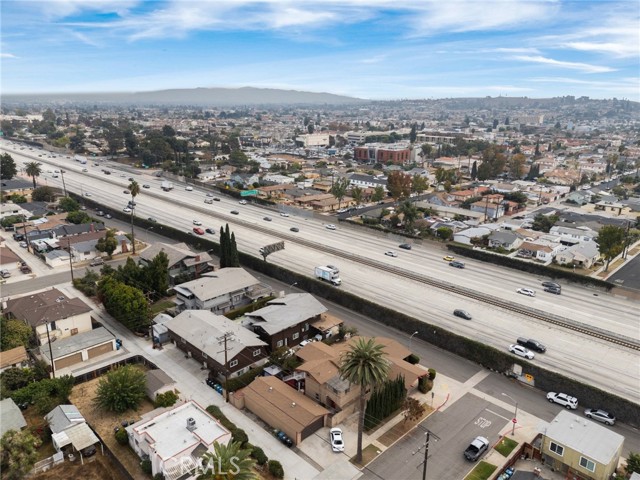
[292,332,299,340]
[579,457,595,472]
[229,359,238,368]
[276,340,283,348]
[549,442,564,456]
[303,323,309,331]
[253,349,261,357]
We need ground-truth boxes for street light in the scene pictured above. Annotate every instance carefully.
[409,331,419,351]
[502,392,518,436]
[289,282,298,293]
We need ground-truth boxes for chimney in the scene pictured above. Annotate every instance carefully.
[186,417,196,432]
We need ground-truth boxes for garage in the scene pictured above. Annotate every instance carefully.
[54,352,83,370]
[40,327,116,374]
[87,342,114,359]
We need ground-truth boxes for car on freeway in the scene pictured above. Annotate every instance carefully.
[123,190,130,194]
[517,287,536,297]
[193,227,205,235]
[453,309,472,320]
[143,184,150,189]
[205,228,216,234]
[120,173,126,177]
[122,207,132,213]
[263,217,272,222]
[82,168,88,172]
[148,217,157,222]
[329,428,344,452]
[464,436,489,461]
[399,243,412,250]
[443,255,455,261]
[508,344,535,360]
[290,227,299,232]
[516,338,546,353]
[84,192,92,197]
[105,214,112,219]
[541,281,561,289]
[204,198,214,204]
[96,211,104,217]
[584,408,615,426]
[206,193,213,197]
[385,250,398,257]
[185,186,193,191]
[128,177,134,181]
[193,220,202,225]
[547,392,578,409]
[239,200,247,205]
[544,286,561,295]
[280,212,290,217]
[230,210,239,215]
[326,224,337,230]
[213,197,220,201]
[449,260,465,268]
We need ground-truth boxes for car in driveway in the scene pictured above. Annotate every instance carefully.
[449,260,465,268]
[517,287,536,297]
[193,227,205,235]
[385,250,398,257]
[584,408,615,425]
[544,286,561,295]
[453,309,472,320]
[547,392,578,409]
[329,428,344,452]
[508,344,535,359]
[464,436,489,461]
[230,210,239,215]
[443,255,455,261]
[399,243,412,250]
[19,241,28,248]
[326,224,337,230]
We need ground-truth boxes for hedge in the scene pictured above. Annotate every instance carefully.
[446,243,613,290]
[224,366,265,393]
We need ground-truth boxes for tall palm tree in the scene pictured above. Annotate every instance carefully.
[128,180,140,254]
[339,337,389,464]
[197,441,256,480]
[25,162,42,189]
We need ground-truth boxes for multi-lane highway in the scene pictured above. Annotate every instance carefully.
[3,141,639,403]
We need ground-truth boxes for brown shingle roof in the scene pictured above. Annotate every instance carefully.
[4,288,92,327]
[0,346,28,369]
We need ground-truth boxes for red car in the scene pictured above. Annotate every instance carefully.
[193,227,205,235]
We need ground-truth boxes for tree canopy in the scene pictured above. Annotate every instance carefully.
[596,225,626,271]
[386,171,412,200]
[1,429,42,480]
[95,365,147,413]
[0,317,32,351]
[0,153,17,180]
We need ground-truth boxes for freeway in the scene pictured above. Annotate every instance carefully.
[4,141,639,403]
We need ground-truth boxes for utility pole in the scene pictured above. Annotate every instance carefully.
[67,238,74,282]
[43,320,56,378]
[217,332,235,403]
[622,220,632,259]
[412,431,432,480]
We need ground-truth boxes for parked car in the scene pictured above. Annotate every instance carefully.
[508,344,535,360]
[20,265,32,274]
[329,428,345,452]
[399,243,412,250]
[547,392,578,409]
[517,288,536,297]
[0,269,11,279]
[385,250,398,257]
[449,261,465,269]
[326,224,337,230]
[464,436,489,461]
[19,241,28,248]
[89,257,104,267]
[453,309,472,320]
[584,408,615,426]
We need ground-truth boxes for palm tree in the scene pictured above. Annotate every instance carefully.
[397,200,419,234]
[128,180,140,254]
[25,162,42,189]
[197,441,256,480]
[339,337,389,464]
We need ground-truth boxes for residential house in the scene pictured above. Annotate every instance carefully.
[126,401,232,479]
[487,230,524,250]
[469,200,506,220]
[145,369,177,401]
[0,398,27,436]
[138,242,213,286]
[541,410,624,480]
[549,226,597,245]
[555,242,600,268]
[229,172,260,188]
[0,202,30,220]
[45,405,100,463]
[174,268,272,314]
[45,405,86,435]
[0,246,22,275]
[243,293,328,351]
[3,288,93,345]
[0,346,29,373]
[347,173,388,191]
[164,310,268,379]
[40,327,116,373]
[566,190,593,205]
[0,179,34,200]
[238,375,329,445]
[517,241,560,263]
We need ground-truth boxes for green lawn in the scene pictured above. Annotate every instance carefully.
[149,299,174,316]
[465,461,497,480]
[494,436,518,457]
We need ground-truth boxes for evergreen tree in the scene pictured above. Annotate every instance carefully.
[230,232,240,267]
[471,160,478,180]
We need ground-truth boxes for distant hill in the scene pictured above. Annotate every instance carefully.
[2,87,365,106]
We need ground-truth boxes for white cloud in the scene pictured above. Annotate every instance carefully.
[513,55,615,74]
[0,53,18,58]
[38,0,139,19]
[359,54,388,64]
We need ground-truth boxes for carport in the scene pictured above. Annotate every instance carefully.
[51,422,102,465]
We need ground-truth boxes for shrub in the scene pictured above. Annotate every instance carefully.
[224,366,265,392]
[251,446,268,466]
[418,376,429,394]
[154,390,178,408]
[115,428,129,445]
[428,368,437,381]
[141,459,152,474]
[153,474,165,480]
[406,354,420,365]
[268,460,285,479]
[231,428,248,447]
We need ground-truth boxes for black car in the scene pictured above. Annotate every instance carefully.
[449,261,465,269]
[541,281,561,290]
[544,286,561,295]
[290,227,299,232]
[399,243,412,250]
[517,337,546,353]
[263,217,272,222]
[230,210,239,215]
[205,228,215,234]
[213,197,220,201]
[453,309,472,320]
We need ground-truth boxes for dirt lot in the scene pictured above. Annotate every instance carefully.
[69,374,156,480]
[32,453,122,480]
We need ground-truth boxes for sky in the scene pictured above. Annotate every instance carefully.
[1,0,639,100]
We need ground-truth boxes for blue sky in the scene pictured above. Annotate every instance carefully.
[1,0,638,100]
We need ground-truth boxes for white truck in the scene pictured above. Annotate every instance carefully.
[161,181,174,191]
[314,266,341,286]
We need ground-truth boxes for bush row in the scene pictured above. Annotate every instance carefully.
[224,366,265,392]
[446,243,613,290]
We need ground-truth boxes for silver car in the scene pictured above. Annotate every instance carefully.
[584,408,615,425]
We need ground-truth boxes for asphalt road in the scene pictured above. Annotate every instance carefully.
[3,141,639,402]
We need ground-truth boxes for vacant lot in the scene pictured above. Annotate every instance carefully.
[32,453,121,480]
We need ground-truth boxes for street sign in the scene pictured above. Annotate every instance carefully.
[240,189,258,197]
[512,418,517,424]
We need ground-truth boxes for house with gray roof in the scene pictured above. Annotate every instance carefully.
[139,242,213,286]
[488,230,524,250]
[39,327,116,374]
[164,310,268,379]
[555,241,600,268]
[0,398,27,436]
[145,369,176,400]
[541,410,624,480]
[243,293,328,351]
[549,225,597,245]
[174,268,272,314]
[45,405,86,434]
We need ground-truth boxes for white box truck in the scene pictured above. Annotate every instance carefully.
[314,266,341,286]
[161,181,174,191]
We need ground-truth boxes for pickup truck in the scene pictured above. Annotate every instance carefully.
[517,337,546,353]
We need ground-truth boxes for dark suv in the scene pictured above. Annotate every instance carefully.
[541,281,561,290]
[449,261,465,269]
[517,337,546,353]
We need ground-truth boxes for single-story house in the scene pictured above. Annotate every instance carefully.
[0,346,29,373]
